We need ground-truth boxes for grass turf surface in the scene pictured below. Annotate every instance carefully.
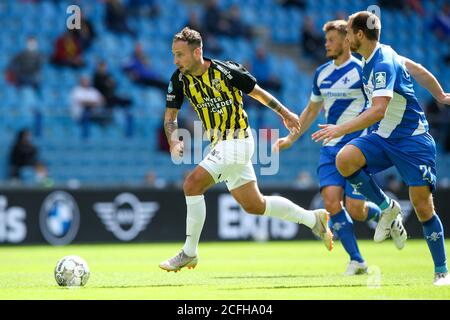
[1,240,450,300]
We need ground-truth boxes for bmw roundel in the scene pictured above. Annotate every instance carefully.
[39,191,80,245]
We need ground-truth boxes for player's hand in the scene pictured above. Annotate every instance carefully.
[311,124,345,144]
[437,93,450,105]
[272,136,294,152]
[282,111,301,135]
[170,140,184,161]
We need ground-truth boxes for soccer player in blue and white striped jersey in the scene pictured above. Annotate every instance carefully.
[274,20,384,275]
[312,11,450,285]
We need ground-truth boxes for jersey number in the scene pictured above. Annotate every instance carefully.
[419,165,435,185]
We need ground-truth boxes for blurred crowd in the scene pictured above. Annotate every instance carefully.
[2,0,449,187]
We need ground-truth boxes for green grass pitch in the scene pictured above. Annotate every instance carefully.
[1,240,450,300]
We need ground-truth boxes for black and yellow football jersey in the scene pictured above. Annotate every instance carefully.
[166,58,257,144]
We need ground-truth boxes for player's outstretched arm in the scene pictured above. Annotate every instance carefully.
[248,84,301,135]
[311,96,389,144]
[164,107,184,159]
[404,58,450,105]
[272,100,323,152]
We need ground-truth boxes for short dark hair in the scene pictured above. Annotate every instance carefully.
[173,27,202,48]
[322,20,347,36]
[348,11,381,41]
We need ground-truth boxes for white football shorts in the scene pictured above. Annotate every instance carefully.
[199,133,256,191]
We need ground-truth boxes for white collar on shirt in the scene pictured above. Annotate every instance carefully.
[333,56,354,70]
[362,43,382,64]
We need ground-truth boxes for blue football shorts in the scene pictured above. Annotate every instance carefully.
[348,132,437,192]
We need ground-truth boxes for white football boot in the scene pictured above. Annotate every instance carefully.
[433,272,450,286]
[374,200,402,243]
[159,250,198,272]
[344,260,368,276]
[311,209,334,251]
[390,214,407,250]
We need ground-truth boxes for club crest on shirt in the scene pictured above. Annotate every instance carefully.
[374,72,386,89]
[211,78,222,92]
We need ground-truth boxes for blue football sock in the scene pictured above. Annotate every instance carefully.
[347,170,391,210]
[330,209,364,263]
[366,202,381,222]
[422,214,448,274]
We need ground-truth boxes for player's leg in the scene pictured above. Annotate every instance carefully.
[409,186,449,285]
[336,135,405,245]
[336,144,392,211]
[389,132,448,284]
[318,147,366,265]
[322,186,366,274]
[345,197,381,231]
[229,179,333,251]
[181,165,216,255]
[159,155,218,271]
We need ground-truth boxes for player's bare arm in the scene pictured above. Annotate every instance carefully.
[248,84,301,135]
[164,107,184,158]
[312,96,390,144]
[273,100,323,152]
[404,58,450,105]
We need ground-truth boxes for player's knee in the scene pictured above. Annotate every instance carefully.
[336,147,363,177]
[323,198,342,215]
[411,198,434,221]
[183,174,203,196]
[241,199,265,215]
[346,203,366,222]
[335,151,353,176]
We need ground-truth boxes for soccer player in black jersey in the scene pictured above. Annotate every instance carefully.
[159,27,333,272]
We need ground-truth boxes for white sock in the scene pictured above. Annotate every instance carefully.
[264,196,316,229]
[182,195,206,257]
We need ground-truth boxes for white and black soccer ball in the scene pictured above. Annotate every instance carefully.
[54,255,90,287]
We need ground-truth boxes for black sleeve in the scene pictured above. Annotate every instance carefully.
[220,60,257,94]
[166,70,184,109]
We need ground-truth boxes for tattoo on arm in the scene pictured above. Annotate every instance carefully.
[267,98,284,114]
[164,120,178,142]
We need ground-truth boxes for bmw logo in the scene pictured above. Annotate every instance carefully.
[39,191,80,245]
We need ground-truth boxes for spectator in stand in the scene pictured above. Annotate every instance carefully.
[300,17,325,64]
[8,129,39,180]
[224,5,253,39]
[105,0,136,37]
[406,0,424,16]
[186,11,204,34]
[70,76,112,138]
[122,42,167,90]
[430,3,450,41]
[425,98,450,150]
[51,30,85,68]
[202,0,228,36]
[185,11,223,56]
[6,36,44,90]
[144,170,167,189]
[127,0,160,18]
[34,162,54,187]
[278,0,306,10]
[250,47,282,95]
[378,0,404,10]
[293,170,316,190]
[93,60,132,109]
[72,13,96,50]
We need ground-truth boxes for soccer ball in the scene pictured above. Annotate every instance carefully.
[54,255,90,287]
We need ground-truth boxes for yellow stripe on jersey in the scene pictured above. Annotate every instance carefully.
[182,66,249,144]
[212,69,229,138]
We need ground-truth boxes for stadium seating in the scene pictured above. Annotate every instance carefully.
[0,0,448,187]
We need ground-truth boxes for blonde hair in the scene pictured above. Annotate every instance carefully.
[322,20,347,36]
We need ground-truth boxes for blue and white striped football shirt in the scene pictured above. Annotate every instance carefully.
[361,43,428,139]
[310,56,368,147]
